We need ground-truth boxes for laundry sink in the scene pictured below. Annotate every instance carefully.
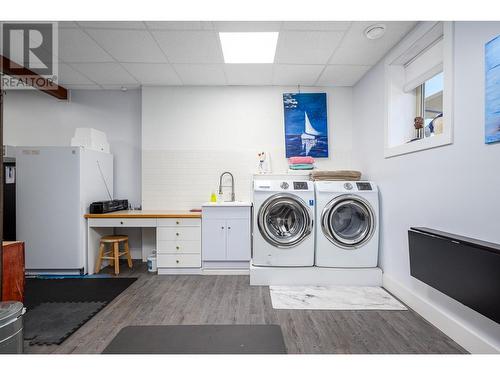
[202,201,252,207]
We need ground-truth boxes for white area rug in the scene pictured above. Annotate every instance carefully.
[270,286,407,310]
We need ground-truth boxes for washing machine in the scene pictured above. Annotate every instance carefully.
[252,179,315,267]
[315,181,379,267]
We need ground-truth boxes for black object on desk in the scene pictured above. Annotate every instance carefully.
[89,199,129,214]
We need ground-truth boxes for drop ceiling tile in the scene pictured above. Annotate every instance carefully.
[224,64,273,85]
[77,21,146,29]
[173,64,226,85]
[283,21,351,31]
[70,63,138,85]
[272,64,324,86]
[65,84,102,90]
[152,31,224,63]
[58,21,79,29]
[214,21,282,32]
[59,29,113,63]
[100,84,141,90]
[275,31,344,64]
[58,63,96,85]
[316,65,372,86]
[145,21,214,30]
[86,29,167,63]
[122,63,182,85]
[329,21,417,65]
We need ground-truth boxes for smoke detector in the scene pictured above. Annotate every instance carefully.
[364,24,386,40]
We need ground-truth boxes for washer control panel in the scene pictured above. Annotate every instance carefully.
[280,181,289,190]
[293,181,309,190]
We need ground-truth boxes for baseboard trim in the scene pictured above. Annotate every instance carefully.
[383,274,499,354]
[202,269,250,275]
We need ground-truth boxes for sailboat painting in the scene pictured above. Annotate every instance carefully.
[283,93,328,157]
[485,35,500,144]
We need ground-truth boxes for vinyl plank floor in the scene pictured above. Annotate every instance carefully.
[25,261,467,354]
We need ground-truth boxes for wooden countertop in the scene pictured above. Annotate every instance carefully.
[84,210,202,219]
[2,241,24,246]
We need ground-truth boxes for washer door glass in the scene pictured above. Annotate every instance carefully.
[258,194,313,248]
[322,195,375,249]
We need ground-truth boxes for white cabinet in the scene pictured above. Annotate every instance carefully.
[202,204,252,268]
[226,218,251,261]
[202,219,227,261]
[156,218,201,271]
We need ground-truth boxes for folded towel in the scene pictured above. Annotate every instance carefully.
[310,170,362,181]
[289,164,315,170]
[288,156,315,165]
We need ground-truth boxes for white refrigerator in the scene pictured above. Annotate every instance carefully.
[16,146,113,274]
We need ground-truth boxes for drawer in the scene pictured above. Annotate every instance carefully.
[157,240,201,254]
[88,218,157,227]
[157,227,201,241]
[157,218,201,227]
[157,253,201,268]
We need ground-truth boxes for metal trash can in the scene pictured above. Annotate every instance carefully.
[0,301,25,354]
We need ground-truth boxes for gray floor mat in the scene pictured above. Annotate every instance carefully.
[24,301,106,345]
[102,325,287,354]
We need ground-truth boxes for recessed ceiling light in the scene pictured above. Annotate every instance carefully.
[219,32,279,63]
[364,24,386,40]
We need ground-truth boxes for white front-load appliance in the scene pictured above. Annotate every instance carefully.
[315,181,379,267]
[253,179,315,266]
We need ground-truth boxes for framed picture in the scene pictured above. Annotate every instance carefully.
[485,35,500,144]
[283,93,328,157]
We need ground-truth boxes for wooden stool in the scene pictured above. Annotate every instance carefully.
[95,235,133,275]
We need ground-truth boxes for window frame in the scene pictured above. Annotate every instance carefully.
[383,22,454,158]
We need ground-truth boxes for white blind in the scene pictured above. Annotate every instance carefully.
[403,38,443,92]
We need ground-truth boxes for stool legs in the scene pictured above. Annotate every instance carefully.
[113,242,120,275]
[95,236,132,275]
[95,243,105,274]
[124,240,133,268]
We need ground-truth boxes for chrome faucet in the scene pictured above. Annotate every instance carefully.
[218,171,235,202]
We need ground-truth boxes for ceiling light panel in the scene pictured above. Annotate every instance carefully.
[219,32,279,63]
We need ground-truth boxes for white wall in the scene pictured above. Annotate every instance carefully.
[142,86,354,210]
[353,21,500,352]
[4,89,143,256]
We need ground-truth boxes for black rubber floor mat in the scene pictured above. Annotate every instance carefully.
[24,277,137,309]
[24,302,106,345]
[102,325,287,354]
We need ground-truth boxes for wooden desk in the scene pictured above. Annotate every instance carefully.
[85,210,202,275]
[84,210,202,219]
[2,241,25,302]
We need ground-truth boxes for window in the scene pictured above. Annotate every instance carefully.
[384,22,454,158]
[413,72,444,140]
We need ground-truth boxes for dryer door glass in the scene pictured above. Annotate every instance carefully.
[258,194,313,248]
[322,195,375,249]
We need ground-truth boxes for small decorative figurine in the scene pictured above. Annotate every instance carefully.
[257,152,271,174]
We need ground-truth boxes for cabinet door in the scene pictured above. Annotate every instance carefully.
[202,219,227,261]
[226,218,251,261]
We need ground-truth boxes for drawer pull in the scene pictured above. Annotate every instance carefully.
[176,260,179,264]
[221,226,224,229]
[228,226,231,229]
[176,233,179,236]
[120,221,124,225]
[176,246,180,250]
[176,221,180,224]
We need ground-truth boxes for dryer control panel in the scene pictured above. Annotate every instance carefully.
[356,182,372,191]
